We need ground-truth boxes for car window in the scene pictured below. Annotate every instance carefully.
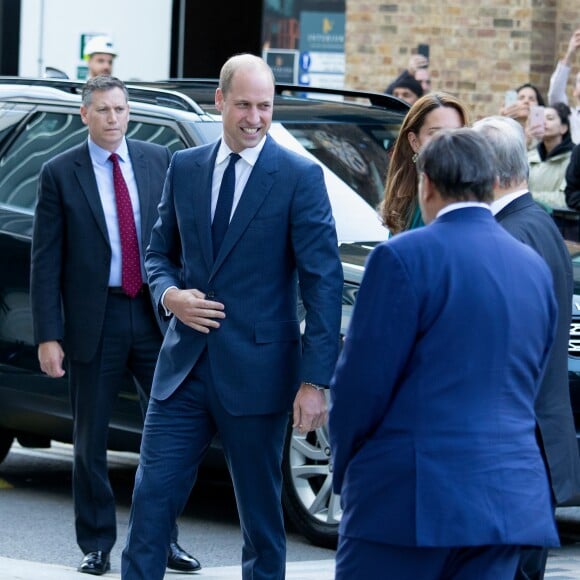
[0,111,86,211]
[125,119,187,153]
[282,123,396,209]
[0,111,188,212]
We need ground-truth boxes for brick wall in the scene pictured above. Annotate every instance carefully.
[346,0,579,119]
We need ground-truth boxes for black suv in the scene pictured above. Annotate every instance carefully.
[0,77,408,548]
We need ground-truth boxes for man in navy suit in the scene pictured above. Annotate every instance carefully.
[329,128,560,580]
[474,115,580,580]
[121,55,343,580]
[31,76,198,575]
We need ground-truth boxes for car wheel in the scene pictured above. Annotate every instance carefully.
[282,419,341,549]
[0,429,14,464]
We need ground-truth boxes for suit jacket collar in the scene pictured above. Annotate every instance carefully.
[197,135,279,278]
[74,142,109,243]
[73,139,154,249]
[127,140,156,249]
[495,192,535,221]
[434,205,493,223]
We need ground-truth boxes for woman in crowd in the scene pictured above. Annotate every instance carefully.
[500,83,546,149]
[381,92,469,234]
[528,102,574,210]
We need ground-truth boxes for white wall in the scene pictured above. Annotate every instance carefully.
[19,0,173,80]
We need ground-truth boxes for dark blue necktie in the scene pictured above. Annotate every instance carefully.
[212,152,240,259]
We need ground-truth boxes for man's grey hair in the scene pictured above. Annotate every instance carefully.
[416,128,496,203]
[81,75,129,107]
[472,116,529,188]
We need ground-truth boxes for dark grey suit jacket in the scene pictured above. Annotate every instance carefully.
[496,192,580,504]
[31,139,172,362]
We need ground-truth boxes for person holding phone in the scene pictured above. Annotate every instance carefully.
[385,50,431,96]
[547,28,580,143]
[527,102,574,210]
[500,83,546,149]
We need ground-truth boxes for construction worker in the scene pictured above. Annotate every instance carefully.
[83,36,117,78]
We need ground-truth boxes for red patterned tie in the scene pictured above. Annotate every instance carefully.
[109,153,142,298]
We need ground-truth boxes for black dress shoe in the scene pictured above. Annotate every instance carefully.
[78,551,111,575]
[167,542,202,572]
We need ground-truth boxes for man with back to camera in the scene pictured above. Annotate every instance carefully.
[84,35,117,78]
[474,115,580,580]
[330,128,560,579]
[121,53,343,579]
[30,76,199,576]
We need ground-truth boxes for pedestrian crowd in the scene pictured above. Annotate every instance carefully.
[25,25,580,580]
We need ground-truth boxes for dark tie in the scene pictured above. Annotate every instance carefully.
[109,153,142,297]
[212,152,240,259]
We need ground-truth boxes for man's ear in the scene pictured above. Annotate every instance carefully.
[215,87,224,112]
[420,172,436,203]
[418,172,440,225]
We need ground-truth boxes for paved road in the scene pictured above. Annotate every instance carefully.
[2,443,580,579]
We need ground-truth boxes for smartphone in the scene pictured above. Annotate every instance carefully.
[529,105,544,125]
[504,89,518,107]
[417,43,430,61]
[529,105,545,137]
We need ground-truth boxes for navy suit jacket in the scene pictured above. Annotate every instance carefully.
[31,140,172,361]
[496,192,580,504]
[145,135,343,415]
[330,207,560,548]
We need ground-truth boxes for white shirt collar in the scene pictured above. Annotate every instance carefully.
[436,201,492,219]
[87,136,129,165]
[490,189,529,216]
[216,135,267,167]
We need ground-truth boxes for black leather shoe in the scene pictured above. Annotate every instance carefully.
[78,551,111,575]
[167,542,202,572]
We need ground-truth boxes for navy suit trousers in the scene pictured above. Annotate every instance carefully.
[122,349,288,580]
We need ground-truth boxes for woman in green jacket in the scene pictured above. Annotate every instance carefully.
[528,102,574,210]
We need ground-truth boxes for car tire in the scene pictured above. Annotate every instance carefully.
[0,429,14,464]
[281,419,341,549]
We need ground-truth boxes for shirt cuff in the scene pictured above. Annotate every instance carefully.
[161,285,178,317]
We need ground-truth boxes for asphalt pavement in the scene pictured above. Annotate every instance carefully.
[2,547,580,579]
[0,557,335,579]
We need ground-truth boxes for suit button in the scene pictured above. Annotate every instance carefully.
[206,290,215,299]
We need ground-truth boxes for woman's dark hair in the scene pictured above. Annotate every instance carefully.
[516,83,545,106]
[550,102,571,135]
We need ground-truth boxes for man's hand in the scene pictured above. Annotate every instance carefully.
[164,288,225,333]
[292,383,327,435]
[38,341,65,378]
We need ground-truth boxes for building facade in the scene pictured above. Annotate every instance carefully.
[346,0,579,118]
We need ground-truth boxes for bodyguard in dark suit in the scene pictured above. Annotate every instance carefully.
[474,115,580,580]
[30,76,198,576]
[330,129,560,580]
[121,55,343,580]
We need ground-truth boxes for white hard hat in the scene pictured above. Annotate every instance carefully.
[83,36,117,59]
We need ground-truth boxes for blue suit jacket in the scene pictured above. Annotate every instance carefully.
[330,207,560,548]
[145,135,343,415]
[496,193,580,505]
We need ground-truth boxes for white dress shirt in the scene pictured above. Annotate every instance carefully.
[87,137,144,286]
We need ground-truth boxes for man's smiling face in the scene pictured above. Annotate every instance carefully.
[215,64,274,153]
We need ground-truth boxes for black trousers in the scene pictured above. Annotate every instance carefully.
[514,546,549,580]
[68,291,172,554]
